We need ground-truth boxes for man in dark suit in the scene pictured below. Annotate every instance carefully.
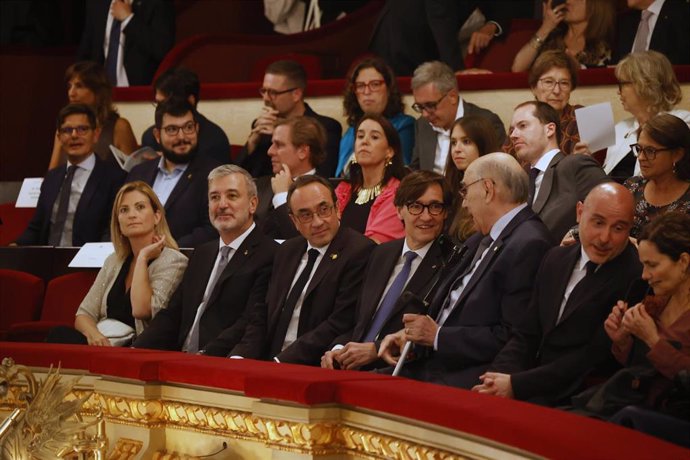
[409,61,506,173]
[133,165,278,355]
[257,116,328,240]
[230,175,374,365]
[510,101,607,241]
[140,67,231,164]
[474,183,642,406]
[380,153,554,389]
[321,171,454,371]
[234,60,342,178]
[78,0,175,87]
[16,104,125,246]
[613,0,690,65]
[127,98,220,247]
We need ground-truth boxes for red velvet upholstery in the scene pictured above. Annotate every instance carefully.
[465,19,540,72]
[0,203,36,246]
[0,270,44,339]
[7,271,97,342]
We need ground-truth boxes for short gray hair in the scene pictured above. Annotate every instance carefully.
[207,164,258,197]
[411,61,458,93]
[471,153,528,204]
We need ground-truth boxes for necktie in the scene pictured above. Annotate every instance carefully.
[49,165,76,246]
[270,248,320,356]
[528,167,540,206]
[557,260,599,324]
[363,251,417,342]
[632,10,652,53]
[185,246,232,353]
[105,16,122,85]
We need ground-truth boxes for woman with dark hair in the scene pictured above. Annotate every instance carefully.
[512,0,616,72]
[335,114,407,243]
[335,57,414,177]
[624,113,690,239]
[48,61,138,169]
[445,115,501,243]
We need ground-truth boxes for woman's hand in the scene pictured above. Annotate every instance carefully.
[85,330,111,347]
[622,303,660,348]
[604,300,632,347]
[541,0,567,36]
[138,234,165,263]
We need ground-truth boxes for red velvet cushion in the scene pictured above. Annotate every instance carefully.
[0,270,44,332]
[87,349,197,381]
[0,204,36,247]
[41,272,97,322]
[7,320,71,343]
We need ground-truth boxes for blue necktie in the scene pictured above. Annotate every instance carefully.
[363,251,417,342]
[528,167,540,206]
[105,17,122,85]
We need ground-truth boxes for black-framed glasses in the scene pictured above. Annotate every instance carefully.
[459,178,490,200]
[353,79,386,94]
[58,125,92,137]
[617,80,632,92]
[259,87,297,98]
[538,78,572,91]
[411,92,448,114]
[162,121,196,136]
[291,204,335,224]
[406,201,446,216]
[631,143,674,160]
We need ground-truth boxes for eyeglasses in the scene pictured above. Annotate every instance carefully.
[631,143,674,160]
[458,177,490,200]
[291,204,335,224]
[259,87,297,98]
[353,79,385,94]
[538,78,572,91]
[406,201,446,216]
[411,92,448,114]
[617,80,632,92]
[58,125,92,137]
[162,121,196,136]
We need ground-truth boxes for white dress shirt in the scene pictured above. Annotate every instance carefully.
[531,148,560,202]
[631,0,665,53]
[51,153,96,247]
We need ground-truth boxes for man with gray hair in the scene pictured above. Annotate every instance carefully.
[133,164,278,355]
[410,61,505,173]
[380,152,553,389]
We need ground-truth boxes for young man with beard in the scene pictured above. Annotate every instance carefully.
[127,98,221,247]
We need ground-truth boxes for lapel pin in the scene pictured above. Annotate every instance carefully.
[187,173,192,180]
[244,249,249,256]
[329,253,338,260]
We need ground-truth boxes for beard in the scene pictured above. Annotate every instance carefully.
[161,140,198,165]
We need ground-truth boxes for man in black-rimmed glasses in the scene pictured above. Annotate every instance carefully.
[235,60,342,178]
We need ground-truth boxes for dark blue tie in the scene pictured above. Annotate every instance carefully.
[105,18,122,85]
[528,167,540,205]
[363,251,417,342]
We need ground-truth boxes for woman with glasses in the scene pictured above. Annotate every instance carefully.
[48,61,138,170]
[504,50,583,156]
[445,115,501,243]
[600,51,690,182]
[335,114,407,243]
[511,0,616,72]
[335,57,414,177]
[624,114,690,239]
[47,181,188,346]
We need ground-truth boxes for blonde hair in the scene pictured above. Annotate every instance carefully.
[615,51,682,115]
[110,181,178,260]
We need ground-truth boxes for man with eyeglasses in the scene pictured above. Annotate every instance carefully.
[230,175,374,365]
[140,67,230,164]
[16,104,125,246]
[378,153,553,389]
[509,101,607,242]
[235,60,342,178]
[321,171,455,371]
[127,98,221,247]
[409,61,505,174]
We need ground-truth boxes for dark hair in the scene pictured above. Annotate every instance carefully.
[154,98,198,128]
[348,114,407,192]
[265,60,307,90]
[56,103,98,130]
[275,117,327,167]
[154,67,200,106]
[394,170,452,208]
[640,113,690,181]
[342,57,404,127]
[287,175,337,213]
[65,61,116,126]
[638,212,690,262]
[515,100,562,145]
[528,49,579,90]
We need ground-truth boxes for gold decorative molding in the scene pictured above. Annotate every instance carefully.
[107,438,143,460]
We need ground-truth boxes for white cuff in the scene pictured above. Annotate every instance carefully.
[272,192,288,209]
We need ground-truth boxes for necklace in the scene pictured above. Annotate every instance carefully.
[355,182,382,205]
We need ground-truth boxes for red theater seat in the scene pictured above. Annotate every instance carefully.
[0,203,35,247]
[8,271,97,342]
[0,269,44,339]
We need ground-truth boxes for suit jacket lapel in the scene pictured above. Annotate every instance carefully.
[545,245,581,331]
[74,160,103,219]
[304,230,347,299]
[165,164,194,211]
[557,257,616,326]
[269,239,307,327]
[532,152,563,213]
[206,228,261,307]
